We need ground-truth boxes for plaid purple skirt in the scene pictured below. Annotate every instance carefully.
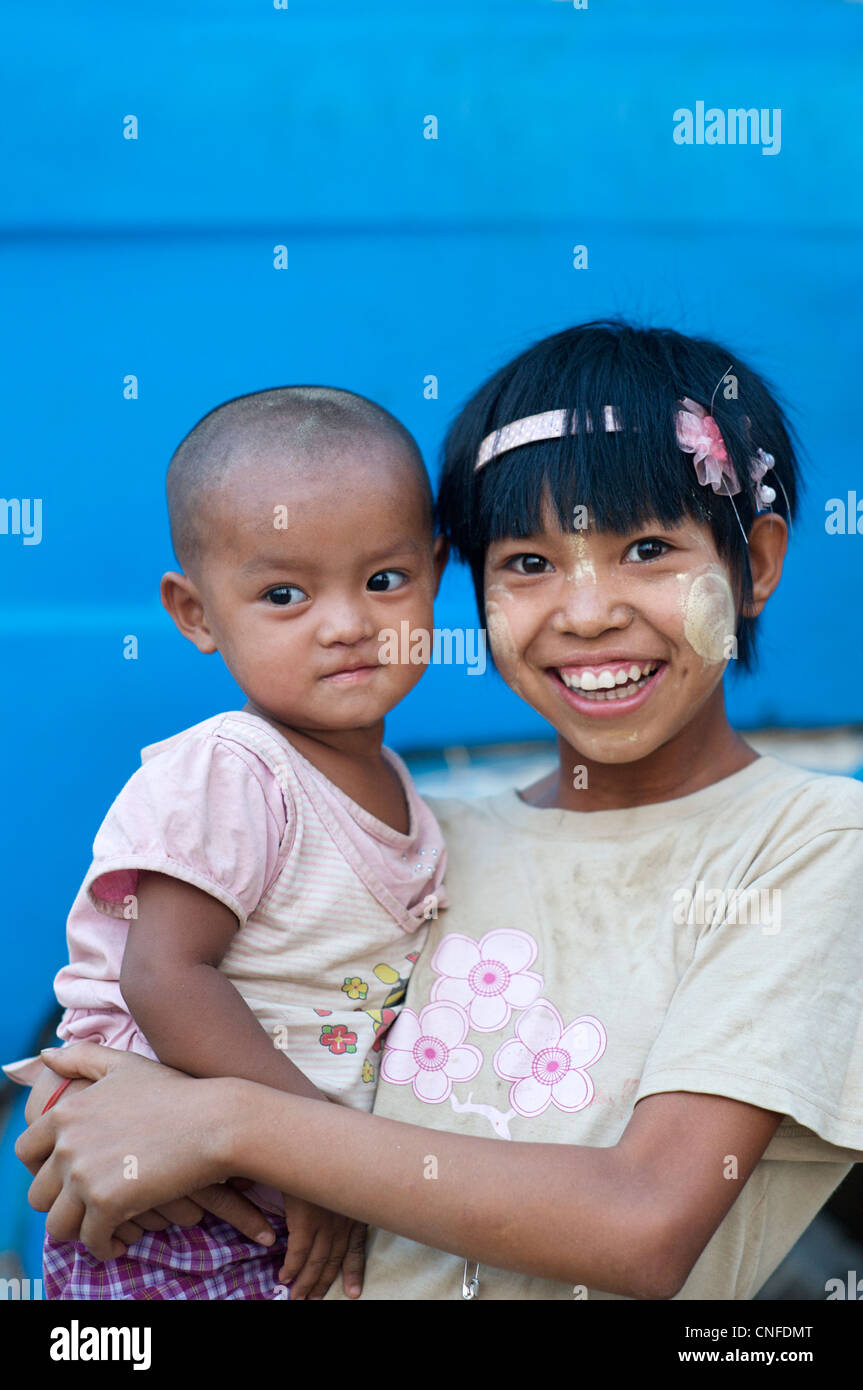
[43,1210,291,1300]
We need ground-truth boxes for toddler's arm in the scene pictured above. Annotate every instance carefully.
[119,870,366,1297]
[120,871,322,1099]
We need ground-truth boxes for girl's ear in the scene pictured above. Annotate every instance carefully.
[743,513,788,618]
[160,572,219,654]
[432,534,450,597]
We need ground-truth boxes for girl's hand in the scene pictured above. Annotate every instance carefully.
[25,1066,91,1126]
[15,1043,275,1261]
[22,1068,156,1247]
[279,1193,366,1299]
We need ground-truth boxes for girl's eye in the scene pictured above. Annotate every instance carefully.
[624,538,669,563]
[264,585,308,606]
[506,554,552,576]
[367,570,408,592]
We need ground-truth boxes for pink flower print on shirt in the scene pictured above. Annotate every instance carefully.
[493,999,607,1118]
[430,929,543,1032]
[381,1002,482,1104]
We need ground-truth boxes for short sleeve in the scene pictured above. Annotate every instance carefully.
[635,822,863,1161]
[85,730,291,929]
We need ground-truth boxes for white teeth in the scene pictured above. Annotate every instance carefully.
[570,673,651,701]
[559,661,658,692]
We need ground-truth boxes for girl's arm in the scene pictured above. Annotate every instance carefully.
[20,1045,781,1299]
[226,1078,780,1298]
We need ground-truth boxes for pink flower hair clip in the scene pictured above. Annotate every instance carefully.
[675,397,741,497]
[675,369,788,542]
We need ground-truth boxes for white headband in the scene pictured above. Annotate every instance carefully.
[475,406,624,472]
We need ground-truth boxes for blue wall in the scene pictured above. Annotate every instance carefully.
[2,0,862,1063]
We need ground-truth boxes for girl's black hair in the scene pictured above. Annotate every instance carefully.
[436,319,802,671]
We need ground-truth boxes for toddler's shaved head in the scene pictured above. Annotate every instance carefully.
[167,386,433,573]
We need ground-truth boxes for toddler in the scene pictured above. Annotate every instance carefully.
[5,385,448,1300]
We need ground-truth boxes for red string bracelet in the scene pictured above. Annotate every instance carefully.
[41,1078,73,1114]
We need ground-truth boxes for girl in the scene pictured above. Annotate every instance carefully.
[5,384,449,1300]
[19,321,863,1300]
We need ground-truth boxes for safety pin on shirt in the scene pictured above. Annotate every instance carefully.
[462,1260,480,1299]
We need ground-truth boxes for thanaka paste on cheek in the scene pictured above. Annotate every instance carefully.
[678,568,736,664]
[484,596,523,694]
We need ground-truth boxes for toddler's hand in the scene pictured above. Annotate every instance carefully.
[278,1194,366,1299]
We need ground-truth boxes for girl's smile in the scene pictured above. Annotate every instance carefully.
[548,657,668,719]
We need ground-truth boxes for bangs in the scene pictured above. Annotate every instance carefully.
[471,398,716,548]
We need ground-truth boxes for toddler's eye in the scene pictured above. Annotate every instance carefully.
[624,539,669,563]
[367,570,407,592]
[507,554,552,575]
[264,585,308,606]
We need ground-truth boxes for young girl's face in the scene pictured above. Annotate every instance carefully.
[167,441,444,737]
[483,507,740,764]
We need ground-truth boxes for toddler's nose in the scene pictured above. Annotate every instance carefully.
[316,596,377,647]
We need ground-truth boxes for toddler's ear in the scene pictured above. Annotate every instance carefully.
[160,571,219,654]
[432,535,449,596]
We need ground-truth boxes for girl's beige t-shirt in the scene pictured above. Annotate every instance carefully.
[328,754,863,1301]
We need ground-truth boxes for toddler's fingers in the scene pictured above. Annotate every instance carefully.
[306,1220,352,1301]
[193,1182,275,1246]
[287,1226,336,1302]
[340,1222,367,1299]
[306,1247,345,1301]
[277,1205,318,1290]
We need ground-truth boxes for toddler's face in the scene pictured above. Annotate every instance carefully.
[483,507,742,765]
[169,441,443,736]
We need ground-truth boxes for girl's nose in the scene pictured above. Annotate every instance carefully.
[550,578,635,637]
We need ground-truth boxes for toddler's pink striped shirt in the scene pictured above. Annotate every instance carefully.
[5,711,447,1197]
